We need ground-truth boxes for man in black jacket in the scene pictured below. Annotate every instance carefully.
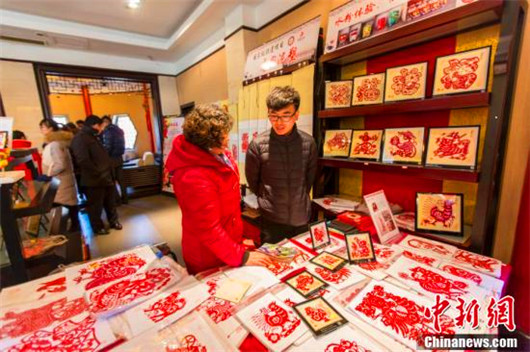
[101,115,127,204]
[71,115,122,235]
[245,86,318,244]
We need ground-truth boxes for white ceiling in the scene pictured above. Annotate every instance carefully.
[0,0,306,75]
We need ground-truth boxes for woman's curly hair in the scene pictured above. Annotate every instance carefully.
[183,104,233,150]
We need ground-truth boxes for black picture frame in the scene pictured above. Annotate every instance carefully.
[308,220,332,250]
[432,45,492,97]
[424,125,481,170]
[309,251,347,272]
[351,72,386,106]
[349,129,384,161]
[384,61,429,103]
[285,270,328,298]
[415,192,464,236]
[381,126,426,166]
[293,296,347,336]
[344,232,376,264]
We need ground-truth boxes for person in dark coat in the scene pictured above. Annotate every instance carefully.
[101,115,127,204]
[70,115,122,235]
[165,104,273,274]
[245,86,318,244]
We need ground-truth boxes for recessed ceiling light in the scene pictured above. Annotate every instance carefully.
[127,0,141,9]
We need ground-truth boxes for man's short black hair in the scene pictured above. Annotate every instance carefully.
[101,115,112,123]
[12,130,26,140]
[266,86,301,111]
[84,115,102,126]
[76,119,85,125]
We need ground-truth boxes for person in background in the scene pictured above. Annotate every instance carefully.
[39,119,79,232]
[166,104,274,274]
[245,86,318,244]
[71,115,122,235]
[75,120,84,130]
[64,122,79,134]
[101,115,127,204]
[12,130,26,140]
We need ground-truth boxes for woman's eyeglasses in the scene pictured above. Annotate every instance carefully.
[268,110,297,122]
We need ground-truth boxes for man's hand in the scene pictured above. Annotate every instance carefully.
[245,251,274,267]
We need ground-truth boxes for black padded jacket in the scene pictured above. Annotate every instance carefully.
[245,125,317,226]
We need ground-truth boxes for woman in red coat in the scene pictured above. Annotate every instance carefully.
[165,105,272,274]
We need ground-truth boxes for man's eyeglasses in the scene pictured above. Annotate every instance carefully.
[268,110,297,122]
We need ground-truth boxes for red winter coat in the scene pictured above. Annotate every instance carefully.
[165,135,246,275]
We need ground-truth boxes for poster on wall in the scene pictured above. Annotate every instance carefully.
[244,16,320,81]
[162,115,185,193]
[324,0,477,54]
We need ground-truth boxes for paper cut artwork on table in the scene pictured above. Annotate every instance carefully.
[384,62,428,102]
[0,272,67,307]
[433,46,491,96]
[325,81,353,109]
[293,297,346,336]
[397,246,443,267]
[398,234,457,260]
[345,232,376,264]
[382,127,425,164]
[323,129,352,157]
[348,280,456,349]
[307,264,366,291]
[438,262,504,294]
[0,297,88,340]
[214,278,252,303]
[352,73,385,106]
[425,125,480,169]
[364,190,401,244]
[349,130,383,160]
[450,249,502,278]
[285,271,328,298]
[236,293,307,352]
[416,192,464,235]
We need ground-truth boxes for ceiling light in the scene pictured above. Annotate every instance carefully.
[127,0,141,9]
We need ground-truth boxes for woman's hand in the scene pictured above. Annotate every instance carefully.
[245,251,274,267]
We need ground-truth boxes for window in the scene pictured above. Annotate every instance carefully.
[53,115,69,125]
[112,114,137,149]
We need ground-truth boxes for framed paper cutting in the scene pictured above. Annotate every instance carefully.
[382,127,425,165]
[345,232,376,264]
[425,125,480,169]
[308,220,331,250]
[384,62,428,102]
[285,270,328,298]
[293,297,347,336]
[415,192,464,236]
[351,73,385,106]
[433,46,491,96]
[349,129,383,160]
[309,251,347,272]
[324,81,353,109]
[323,129,352,157]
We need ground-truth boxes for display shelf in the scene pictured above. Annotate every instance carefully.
[319,157,479,182]
[318,92,490,119]
[320,0,503,65]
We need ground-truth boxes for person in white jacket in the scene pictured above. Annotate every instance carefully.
[39,119,79,232]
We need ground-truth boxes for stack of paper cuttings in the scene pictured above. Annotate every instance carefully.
[312,196,360,213]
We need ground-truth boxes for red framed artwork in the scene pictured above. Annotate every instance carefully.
[351,73,385,106]
[323,129,352,157]
[325,81,353,109]
[384,62,428,102]
[382,127,425,165]
[415,192,464,236]
[349,129,383,161]
[433,46,491,97]
[425,125,480,169]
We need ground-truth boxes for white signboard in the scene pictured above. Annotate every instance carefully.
[0,117,14,148]
[162,115,185,193]
[363,190,401,244]
[244,17,320,81]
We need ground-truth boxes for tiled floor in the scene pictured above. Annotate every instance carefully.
[85,194,185,266]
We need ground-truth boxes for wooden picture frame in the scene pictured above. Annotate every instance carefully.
[425,125,480,170]
[384,62,428,102]
[432,46,491,97]
[308,220,331,250]
[293,297,347,336]
[382,127,425,165]
[349,129,383,161]
[345,232,376,264]
[323,129,352,157]
[325,81,353,109]
[415,192,464,236]
[352,73,386,106]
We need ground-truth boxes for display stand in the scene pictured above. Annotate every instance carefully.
[314,0,524,255]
